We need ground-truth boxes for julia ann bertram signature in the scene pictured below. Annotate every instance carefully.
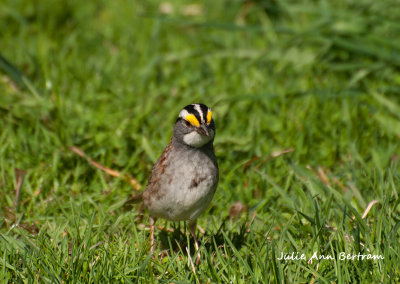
[277,251,384,263]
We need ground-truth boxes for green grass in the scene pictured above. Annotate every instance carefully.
[1,0,400,282]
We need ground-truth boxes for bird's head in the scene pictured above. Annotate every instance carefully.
[173,103,215,148]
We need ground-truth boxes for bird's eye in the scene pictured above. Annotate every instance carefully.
[184,120,191,127]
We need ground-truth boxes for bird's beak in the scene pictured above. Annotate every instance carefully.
[197,124,209,136]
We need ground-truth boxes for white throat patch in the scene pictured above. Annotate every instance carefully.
[183,129,214,148]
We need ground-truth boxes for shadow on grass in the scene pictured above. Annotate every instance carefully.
[156,217,248,257]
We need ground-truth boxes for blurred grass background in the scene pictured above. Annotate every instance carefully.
[1,0,400,282]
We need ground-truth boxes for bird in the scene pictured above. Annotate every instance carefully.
[133,103,219,258]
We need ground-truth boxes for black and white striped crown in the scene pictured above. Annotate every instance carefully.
[178,103,212,127]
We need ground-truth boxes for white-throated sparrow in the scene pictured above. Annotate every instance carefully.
[134,103,218,258]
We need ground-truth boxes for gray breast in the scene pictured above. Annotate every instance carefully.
[144,143,218,222]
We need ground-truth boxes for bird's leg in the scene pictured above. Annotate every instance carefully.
[149,216,157,252]
[188,220,200,264]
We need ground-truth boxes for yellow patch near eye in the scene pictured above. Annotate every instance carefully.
[185,114,200,127]
[207,110,212,125]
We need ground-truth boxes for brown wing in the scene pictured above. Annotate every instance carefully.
[142,140,173,203]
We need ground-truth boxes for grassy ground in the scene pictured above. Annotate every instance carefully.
[1,0,400,282]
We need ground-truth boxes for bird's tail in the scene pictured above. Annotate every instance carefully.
[123,192,143,210]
